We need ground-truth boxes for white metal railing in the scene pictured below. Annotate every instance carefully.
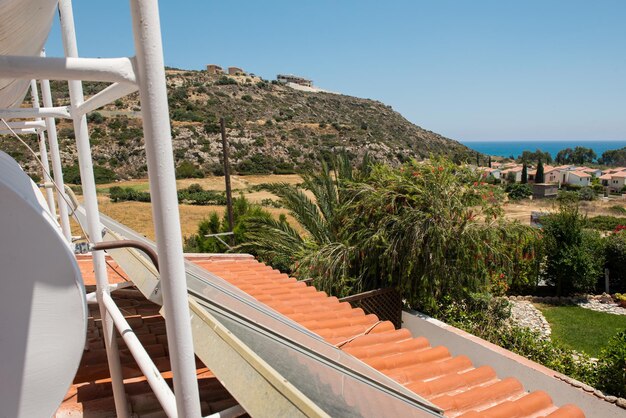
[101,292,178,417]
[0,0,205,416]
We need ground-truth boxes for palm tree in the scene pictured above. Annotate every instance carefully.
[235,153,362,281]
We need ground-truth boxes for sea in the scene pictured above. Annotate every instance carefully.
[460,140,626,159]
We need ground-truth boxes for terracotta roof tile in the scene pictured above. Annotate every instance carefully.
[191,256,585,418]
[56,257,244,418]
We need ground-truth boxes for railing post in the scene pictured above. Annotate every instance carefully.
[129,0,202,415]
[58,1,130,416]
[40,76,72,242]
[29,80,56,215]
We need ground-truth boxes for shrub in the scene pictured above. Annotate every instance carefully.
[241,95,253,102]
[63,164,117,184]
[586,215,625,231]
[505,183,532,201]
[215,76,237,85]
[606,231,626,292]
[578,186,596,201]
[597,330,626,397]
[542,204,605,295]
[109,186,151,203]
[177,184,226,205]
[87,112,104,124]
[175,161,204,179]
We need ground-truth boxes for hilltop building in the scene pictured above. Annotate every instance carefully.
[277,74,313,87]
[205,64,224,75]
[228,66,245,75]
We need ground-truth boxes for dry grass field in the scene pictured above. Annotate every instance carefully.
[503,197,626,225]
[74,174,305,241]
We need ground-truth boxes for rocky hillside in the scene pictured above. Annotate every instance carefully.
[3,69,474,180]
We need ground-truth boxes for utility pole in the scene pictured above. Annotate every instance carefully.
[220,117,234,245]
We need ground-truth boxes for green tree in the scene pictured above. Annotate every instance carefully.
[521,162,528,184]
[542,201,605,295]
[535,159,544,183]
[556,148,573,165]
[235,153,359,273]
[572,146,597,164]
[519,149,552,164]
[600,147,626,166]
[332,158,537,311]
[556,146,597,165]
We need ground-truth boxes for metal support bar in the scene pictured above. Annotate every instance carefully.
[0,106,71,119]
[1,120,47,129]
[58,1,130,416]
[30,80,56,215]
[130,0,202,415]
[0,55,137,84]
[203,232,234,250]
[74,82,139,116]
[102,292,178,417]
[41,77,72,242]
[0,128,37,135]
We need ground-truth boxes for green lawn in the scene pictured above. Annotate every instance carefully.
[536,304,626,357]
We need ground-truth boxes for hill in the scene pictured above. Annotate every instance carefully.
[3,69,474,180]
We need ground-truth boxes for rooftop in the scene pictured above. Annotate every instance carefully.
[189,254,584,418]
[57,254,588,417]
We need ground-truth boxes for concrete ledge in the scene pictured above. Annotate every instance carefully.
[402,310,624,418]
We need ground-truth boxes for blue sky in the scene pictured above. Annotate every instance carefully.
[45,1,626,141]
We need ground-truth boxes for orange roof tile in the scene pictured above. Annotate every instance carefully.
[56,257,242,418]
[568,171,591,178]
[190,256,585,418]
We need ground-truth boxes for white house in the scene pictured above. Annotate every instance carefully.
[500,166,523,183]
[477,167,501,180]
[564,170,591,187]
[602,171,626,193]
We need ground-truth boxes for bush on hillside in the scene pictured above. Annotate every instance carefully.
[175,161,204,179]
[63,164,117,184]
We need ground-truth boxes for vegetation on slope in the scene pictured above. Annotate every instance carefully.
[1,69,474,179]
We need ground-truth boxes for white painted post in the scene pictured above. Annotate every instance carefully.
[30,80,56,215]
[58,1,130,416]
[40,77,72,242]
[129,0,202,416]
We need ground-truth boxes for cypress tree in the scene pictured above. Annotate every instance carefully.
[521,162,528,184]
[536,159,545,183]
[488,155,492,168]
[476,152,480,167]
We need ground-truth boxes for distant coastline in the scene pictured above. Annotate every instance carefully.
[460,140,626,159]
